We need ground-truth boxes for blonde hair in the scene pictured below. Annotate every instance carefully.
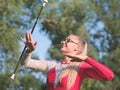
[60,62,80,89]
[60,35,86,89]
[78,36,86,47]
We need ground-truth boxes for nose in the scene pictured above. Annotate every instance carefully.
[61,41,65,45]
[61,41,67,47]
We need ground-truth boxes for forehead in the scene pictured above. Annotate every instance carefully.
[66,35,79,40]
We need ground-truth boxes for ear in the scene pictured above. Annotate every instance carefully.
[80,42,87,55]
[74,45,81,51]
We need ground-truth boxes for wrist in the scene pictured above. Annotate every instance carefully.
[25,49,32,55]
[81,56,88,61]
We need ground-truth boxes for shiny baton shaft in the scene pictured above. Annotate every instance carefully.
[10,0,48,80]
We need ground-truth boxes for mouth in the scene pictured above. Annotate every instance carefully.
[61,43,67,48]
[61,47,67,53]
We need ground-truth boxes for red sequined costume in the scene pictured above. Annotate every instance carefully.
[23,53,114,90]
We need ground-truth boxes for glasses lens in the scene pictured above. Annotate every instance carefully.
[65,39,70,43]
[61,38,78,45]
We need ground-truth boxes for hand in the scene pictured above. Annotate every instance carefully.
[64,42,88,61]
[20,32,37,53]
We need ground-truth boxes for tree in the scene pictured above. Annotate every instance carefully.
[42,0,98,60]
[1,0,119,89]
[0,0,44,89]
[41,0,120,90]
[41,0,98,89]
[85,0,120,89]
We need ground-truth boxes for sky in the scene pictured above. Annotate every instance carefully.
[18,27,50,82]
[20,26,51,60]
[20,20,105,60]
[31,27,51,60]
[30,28,51,82]
[19,17,105,83]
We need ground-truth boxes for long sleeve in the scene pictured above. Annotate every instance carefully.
[82,56,114,80]
[21,52,57,73]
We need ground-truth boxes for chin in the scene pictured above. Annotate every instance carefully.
[62,52,67,55]
[61,50,67,54]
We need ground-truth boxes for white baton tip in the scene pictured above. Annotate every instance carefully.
[10,74,15,80]
[44,0,48,3]
[43,0,48,6]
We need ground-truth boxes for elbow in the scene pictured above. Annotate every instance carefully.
[109,73,114,80]
[22,59,31,68]
[105,72,114,80]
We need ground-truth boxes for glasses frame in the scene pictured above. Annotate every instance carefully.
[61,38,78,45]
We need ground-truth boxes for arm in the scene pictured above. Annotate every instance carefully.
[20,32,56,72]
[83,56,114,80]
[64,42,114,80]
[20,32,47,71]
[22,52,47,72]
[22,52,57,73]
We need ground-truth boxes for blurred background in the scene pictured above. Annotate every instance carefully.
[0,0,120,90]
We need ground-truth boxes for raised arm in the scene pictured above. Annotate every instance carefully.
[82,57,114,80]
[21,52,57,73]
[21,52,49,72]
[20,32,38,54]
[64,42,114,80]
[21,32,57,72]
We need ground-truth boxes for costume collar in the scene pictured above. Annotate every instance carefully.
[61,61,71,64]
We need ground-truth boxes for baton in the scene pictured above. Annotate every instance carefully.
[10,0,48,79]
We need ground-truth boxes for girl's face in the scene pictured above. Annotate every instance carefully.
[61,35,82,55]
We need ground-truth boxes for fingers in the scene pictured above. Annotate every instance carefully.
[34,41,38,46]
[26,32,33,41]
[84,42,87,51]
[20,36,26,44]
[64,53,75,59]
[81,41,87,55]
[20,32,33,43]
[26,32,29,41]
[29,32,33,41]
[21,32,37,46]
[20,32,38,53]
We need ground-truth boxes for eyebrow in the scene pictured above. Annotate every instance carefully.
[66,38,79,44]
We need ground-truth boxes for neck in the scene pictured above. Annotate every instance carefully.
[63,56,72,63]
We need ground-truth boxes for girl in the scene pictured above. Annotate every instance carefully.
[21,32,114,90]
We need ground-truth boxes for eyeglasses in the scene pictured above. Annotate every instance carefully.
[61,38,78,45]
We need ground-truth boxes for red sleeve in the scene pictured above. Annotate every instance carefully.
[82,56,114,80]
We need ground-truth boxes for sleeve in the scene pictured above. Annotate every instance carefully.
[82,56,114,80]
[21,52,56,73]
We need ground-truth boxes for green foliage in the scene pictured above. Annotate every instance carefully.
[0,0,119,89]
[86,0,120,89]
[42,0,97,60]
[0,0,23,74]
[42,0,120,89]
[0,73,42,90]
[19,74,42,90]
[0,0,44,89]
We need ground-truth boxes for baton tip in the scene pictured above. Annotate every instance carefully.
[44,0,48,3]
[10,74,15,80]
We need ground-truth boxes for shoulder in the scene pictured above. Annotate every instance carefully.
[78,60,92,70]
[44,60,58,70]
